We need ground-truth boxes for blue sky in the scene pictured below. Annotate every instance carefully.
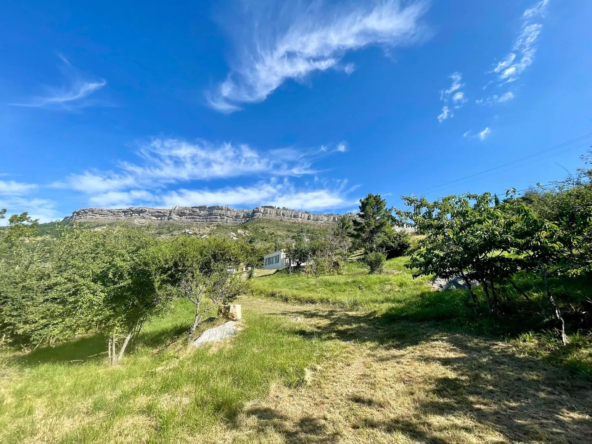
[1,0,591,222]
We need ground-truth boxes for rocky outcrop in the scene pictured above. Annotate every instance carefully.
[64,205,341,225]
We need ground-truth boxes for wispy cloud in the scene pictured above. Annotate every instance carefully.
[10,55,106,110]
[161,179,353,211]
[438,72,466,122]
[0,179,57,223]
[491,1,549,85]
[523,0,549,19]
[478,127,491,141]
[60,138,354,212]
[437,106,452,123]
[208,0,429,112]
[0,180,38,196]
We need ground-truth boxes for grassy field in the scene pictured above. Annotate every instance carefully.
[0,299,327,443]
[250,257,592,378]
[2,255,592,442]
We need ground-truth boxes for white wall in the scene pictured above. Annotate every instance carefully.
[263,251,289,270]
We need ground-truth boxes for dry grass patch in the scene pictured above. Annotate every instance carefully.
[210,297,592,443]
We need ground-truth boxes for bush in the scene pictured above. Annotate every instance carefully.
[376,229,411,259]
[365,251,386,274]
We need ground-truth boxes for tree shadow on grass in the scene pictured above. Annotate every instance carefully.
[260,302,592,443]
[243,408,340,443]
[12,320,199,367]
[12,334,107,367]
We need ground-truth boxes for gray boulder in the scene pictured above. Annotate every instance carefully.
[192,321,243,347]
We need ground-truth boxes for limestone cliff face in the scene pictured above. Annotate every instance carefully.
[64,206,341,225]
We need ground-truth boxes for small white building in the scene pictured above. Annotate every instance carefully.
[263,250,291,270]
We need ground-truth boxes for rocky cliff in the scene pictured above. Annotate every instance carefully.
[64,206,341,225]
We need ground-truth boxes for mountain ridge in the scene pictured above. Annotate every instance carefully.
[64,205,341,225]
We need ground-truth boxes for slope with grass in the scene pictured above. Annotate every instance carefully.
[0,299,327,443]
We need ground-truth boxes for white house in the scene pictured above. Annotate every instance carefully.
[263,250,291,270]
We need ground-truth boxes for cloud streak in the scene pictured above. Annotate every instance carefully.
[0,179,57,223]
[438,72,466,122]
[60,138,355,212]
[491,0,549,85]
[10,56,106,110]
[208,0,428,112]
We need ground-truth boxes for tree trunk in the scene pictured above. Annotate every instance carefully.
[108,336,113,366]
[508,278,533,303]
[542,267,569,345]
[188,300,201,342]
[117,332,133,363]
[460,271,479,313]
[481,280,493,316]
[490,279,499,314]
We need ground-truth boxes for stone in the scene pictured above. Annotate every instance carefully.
[218,304,242,321]
[192,321,242,347]
[432,277,480,291]
[291,316,302,322]
[63,205,342,226]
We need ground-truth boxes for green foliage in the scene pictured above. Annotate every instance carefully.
[375,228,411,259]
[365,251,386,274]
[0,224,166,362]
[352,193,393,251]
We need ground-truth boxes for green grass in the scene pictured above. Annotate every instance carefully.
[250,256,592,378]
[0,299,326,443]
[250,257,435,310]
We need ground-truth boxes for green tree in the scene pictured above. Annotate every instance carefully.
[0,224,167,364]
[353,194,393,252]
[149,236,244,341]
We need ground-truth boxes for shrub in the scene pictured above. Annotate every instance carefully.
[365,251,386,274]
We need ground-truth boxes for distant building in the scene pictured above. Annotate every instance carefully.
[263,250,291,270]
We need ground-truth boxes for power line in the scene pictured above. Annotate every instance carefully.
[415,131,592,194]
[424,141,591,197]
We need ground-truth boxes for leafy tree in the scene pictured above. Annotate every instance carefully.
[2,212,39,247]
[150,236,244,341]
[0,224,167,364]
[353,194,394,252]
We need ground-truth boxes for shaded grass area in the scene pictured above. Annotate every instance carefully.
[213,298,592,443]
[250,257,592,378]
[0,299,326,443]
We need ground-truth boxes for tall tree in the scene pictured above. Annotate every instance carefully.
[353,194,393,251]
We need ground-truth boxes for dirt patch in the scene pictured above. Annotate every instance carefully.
[209,296,592,443]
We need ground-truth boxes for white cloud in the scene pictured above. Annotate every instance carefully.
[0,181,58,224]
[523,0,549,19]
[437,106,452,123]
[344,63,356,75]
[440,72,464,100]
[452,91,467,104]
[478,127,491,140]
[163,179,352,211]
[438,72,466,120]
[60,138,322,195]
[495,92,515,103]
[490,1,548,85]
[0,180,38,196]
[208,0,428,112]
[463,130,470,137]
[60,138,354,212]
[10,56,106,110]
